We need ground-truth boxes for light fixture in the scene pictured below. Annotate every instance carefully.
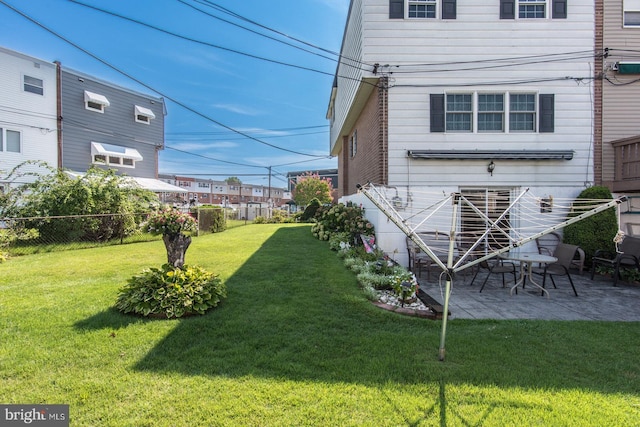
[487,160,495,176]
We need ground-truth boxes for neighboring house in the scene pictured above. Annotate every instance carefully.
[327,0,594,264]
[0,46,58,188]
[58,65,182,195]
[597,0,640,234]
[158,174,291,209]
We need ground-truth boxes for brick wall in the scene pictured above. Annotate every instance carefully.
[339,81,388,197]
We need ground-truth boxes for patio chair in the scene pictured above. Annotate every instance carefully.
[590,235,640,286]
[532,243,579,296]
[536,232,585,274]
[470,258,518,293]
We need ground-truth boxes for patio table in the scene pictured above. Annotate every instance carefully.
[500,252,557,298]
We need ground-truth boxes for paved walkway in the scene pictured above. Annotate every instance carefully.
[417,268,640,321]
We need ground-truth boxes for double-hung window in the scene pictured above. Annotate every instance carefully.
[0,128,21,153]
[408,0,436,18]
[446,94,472,132]
[519,0,546,19]
[500,0,565,19]
[23,75,44,95]
[478,94,505,132]
[624,0,640,27]
[509,94,537,132]
[432,92,552,133]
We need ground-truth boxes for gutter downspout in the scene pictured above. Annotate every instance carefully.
[55,61,63,169]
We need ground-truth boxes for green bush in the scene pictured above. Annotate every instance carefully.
[563,186,619,266]
[311,203,374,242]
[115,264,227,318]
[299,198,321,222]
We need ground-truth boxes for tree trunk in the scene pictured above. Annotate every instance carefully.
[162,233,192,268]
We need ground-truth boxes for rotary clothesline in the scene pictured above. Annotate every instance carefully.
[356,183,626,361]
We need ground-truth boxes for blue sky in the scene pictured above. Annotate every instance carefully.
[0,0,348,187]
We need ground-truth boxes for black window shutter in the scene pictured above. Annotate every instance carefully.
[389,0,404,19]
[442,0,456,19]
[430,94,445,133]
[552,0,567,19]
[539,94,555,133]
[500,0,515,19]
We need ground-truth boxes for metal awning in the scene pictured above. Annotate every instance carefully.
[134,105,156,119]
[125,177,185,193]
[407,150,574,160]
[84,90,110,107]
[91,142,143,162]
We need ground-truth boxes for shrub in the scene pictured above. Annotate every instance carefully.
[253,216,267,224]
[115,264,226,318]
[311,203,374,243]
[563,186,618,266]
[299,198,321,222]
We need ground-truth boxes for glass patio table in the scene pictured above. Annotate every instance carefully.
[500,251,557,298]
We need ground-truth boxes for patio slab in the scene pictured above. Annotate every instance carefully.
[417,269,640,321]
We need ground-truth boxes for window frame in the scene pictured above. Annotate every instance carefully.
[518,0,547,19]
[0,128,22,153]
[408,0,437,19]
[90,142,141,169]
[84,91,110,114]
[437,91,540,134]
[624,0,640,27]
[23,75,44,95]
[350,130,357,158]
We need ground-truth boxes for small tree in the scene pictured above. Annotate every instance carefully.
[292,172,332,207]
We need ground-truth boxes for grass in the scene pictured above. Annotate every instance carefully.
[0,223,639,426]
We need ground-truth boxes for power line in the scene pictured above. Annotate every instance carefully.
[0,0,331,159]
[66,0,339,78]
[183,0,372,73]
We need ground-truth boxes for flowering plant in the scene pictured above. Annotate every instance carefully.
[390,272,418,299]
[145,208,198,236]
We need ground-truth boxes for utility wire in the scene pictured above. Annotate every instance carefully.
[67,0,337,78]
[0,0,331,159]
[183,0,371,72]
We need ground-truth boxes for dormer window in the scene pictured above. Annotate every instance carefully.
[134,105,156,124]
[84,90,110,113]
[91,142,142,168]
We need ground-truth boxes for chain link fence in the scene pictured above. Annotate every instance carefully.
[1,207,247,257]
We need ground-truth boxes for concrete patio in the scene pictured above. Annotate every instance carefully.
[417,267,640,321]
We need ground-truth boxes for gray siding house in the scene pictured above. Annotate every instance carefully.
[59,66,177,192]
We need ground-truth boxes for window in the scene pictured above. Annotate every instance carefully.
[198,182,210,188]
[624,0,640,26]
[0,128,21,153]
[350,130,357,158]
[500,0,565,19]
[509,94,536,132]
[408,0,436,18]
[446,94,472,132]
[390,0,456,19]
[90,142,142,168]
[23,75,43,95]
[519,0,546,18]
[478,94,504,132]
[84,90,110,113]
[134,105,156,124]
[431,92,552,133]
[178,181,191,188]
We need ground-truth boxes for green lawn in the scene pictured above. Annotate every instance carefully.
[1,224,638,426]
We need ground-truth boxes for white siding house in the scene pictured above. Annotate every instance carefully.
[0,47,58,187]
[328,0,596,264]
